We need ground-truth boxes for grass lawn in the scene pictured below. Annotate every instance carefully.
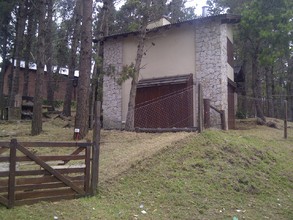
[0,118,292,219]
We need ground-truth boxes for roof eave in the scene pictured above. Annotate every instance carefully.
[96,14,241,42]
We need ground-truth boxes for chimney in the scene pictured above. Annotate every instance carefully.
[202,6,209,17]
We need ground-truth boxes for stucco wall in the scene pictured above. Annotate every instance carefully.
[102,39,123,129]
[121,25,196,121]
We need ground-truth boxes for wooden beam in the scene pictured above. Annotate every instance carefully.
[8,139,17,208]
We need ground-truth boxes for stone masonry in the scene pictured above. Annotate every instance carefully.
[194,20,229,128]
[102,39,123,129]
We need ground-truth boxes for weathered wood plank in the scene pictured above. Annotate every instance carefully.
[59,147,85,165]
[16,155,85,162]
[16,143,84,195]
[0,194,8,207]
[0,171,9,177]
[15,181,84,192]
[8,139,17,208]
[16,167,85,176]
[0,157,10,162]
[0,186,8,193]
[15,188,77,200]
[84,146,91,194]
[0,143,10,148]
[0,178,8,186]
[16,175,84,186]
[17,142,91,148]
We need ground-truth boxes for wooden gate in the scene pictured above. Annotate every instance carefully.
[0,140,93,208]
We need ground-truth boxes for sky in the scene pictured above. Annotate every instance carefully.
[185,0,208,16]
[114,0,208,16]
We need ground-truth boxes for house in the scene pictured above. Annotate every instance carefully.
[2,61,78,119]
[2,61,78,102]
[102,14,241,130]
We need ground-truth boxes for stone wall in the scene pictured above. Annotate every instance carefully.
[194,20,229,128]
[102,39,123,129]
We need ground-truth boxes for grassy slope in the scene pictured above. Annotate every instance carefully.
[0,125,292,220]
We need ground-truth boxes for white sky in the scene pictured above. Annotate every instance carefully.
[114,0,208,16]
[185,0,208,16]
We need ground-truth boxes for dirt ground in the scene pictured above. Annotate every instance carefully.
[0,119,194,183]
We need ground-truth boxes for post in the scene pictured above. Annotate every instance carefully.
[84,144,91,195]
[204,99,211,129]
[8,139,17,208]
[198,83,204,133]
[220,110,227,130]
[91,101,101,195]
[284,100,288,139]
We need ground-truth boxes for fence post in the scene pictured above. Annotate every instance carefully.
[284,100,288,139]
[84,144,91,195]
[204,99,211,129]
[198,83,204,133]
[8,139,17,208]
[220,110,227,130]
[91,101,101,195]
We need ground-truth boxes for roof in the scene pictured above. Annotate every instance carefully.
[9,60,86,77]
[137,74,192,88]
[95,14,241,42]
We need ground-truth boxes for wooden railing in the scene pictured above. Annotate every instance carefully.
[203,98,227,130]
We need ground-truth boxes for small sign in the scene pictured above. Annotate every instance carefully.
[74,128,80,133]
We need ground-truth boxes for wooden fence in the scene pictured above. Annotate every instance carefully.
[0,102,101,208]
[0,140,99,208]
[202,98,227,130]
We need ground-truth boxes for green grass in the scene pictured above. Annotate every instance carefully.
[0,125,292,220]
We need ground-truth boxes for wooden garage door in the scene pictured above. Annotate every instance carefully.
[134,75,193,128]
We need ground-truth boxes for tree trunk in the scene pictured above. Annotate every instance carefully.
[31,0,46,136]
[9,1,27,107]
[46,0,55,111]
[23,0,35,97]
[63,0,82,117]
[125,18,149,131]
[0,14,10,119]
[251,52,265,121]
[90,0,110,128]
[74,0,93,139]
[288,56,293,121]
[265,66,274,117]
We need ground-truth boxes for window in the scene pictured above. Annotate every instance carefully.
[227,38,234,67]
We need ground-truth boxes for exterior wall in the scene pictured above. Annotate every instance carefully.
[3,65,75,101]
[102,39,123,129]
[102,17,236,129]
[194,21,232,128]
[121,25,196,122]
